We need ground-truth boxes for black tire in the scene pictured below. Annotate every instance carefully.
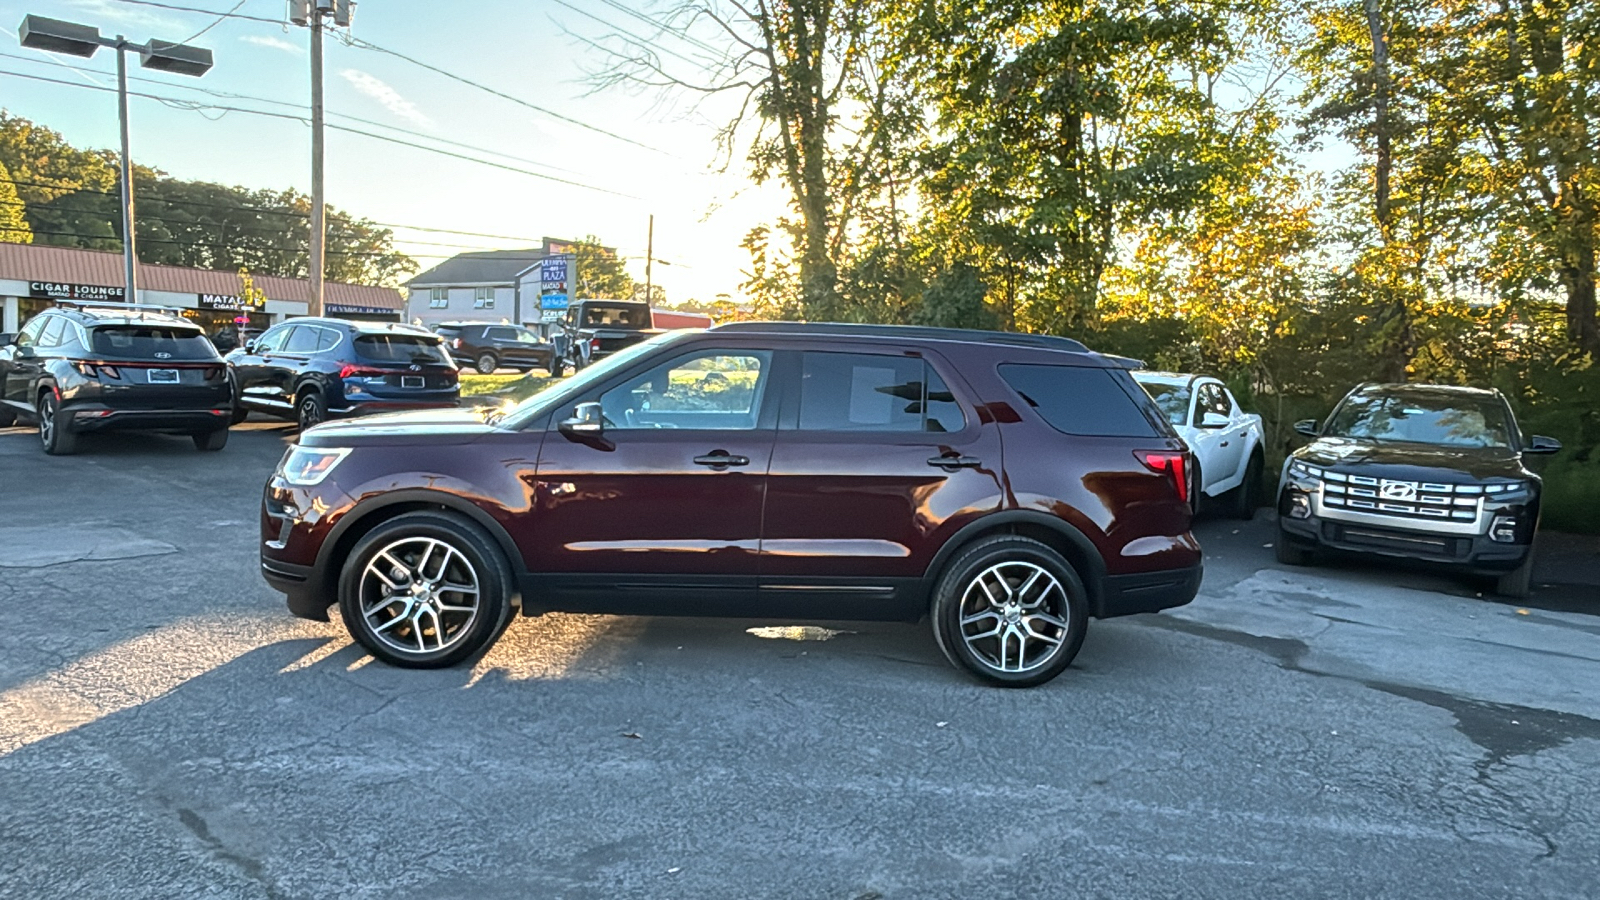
[193,428,229,452]
[296,390,326,432]
[1494,547,1536,600]
[1274,525,1314,566]
[1229,451,1264,520]
[929,535,1089,688]
[229,405,249,426]
[545,356,560,377]
[0,405,15,427]
[1189,460,1204,519]
[337,511,513,668]
[37,391,78,456]
[475,352,499,375]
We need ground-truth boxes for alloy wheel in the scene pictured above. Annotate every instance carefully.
[357,536,482,656]
[298,395,322,430]
[36,395,53,449]
[957,561,1071,674]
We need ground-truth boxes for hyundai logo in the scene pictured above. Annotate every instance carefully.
[1379,480,1418,502]
[409,364,422,372]
[154,352,172,359]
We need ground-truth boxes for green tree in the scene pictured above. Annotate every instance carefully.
[0,159,31,243]
[569,235,634,299]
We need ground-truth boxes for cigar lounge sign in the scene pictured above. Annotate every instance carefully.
[29,282,126,302]
[197,292,266,312]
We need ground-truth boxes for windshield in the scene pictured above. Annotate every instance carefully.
[1136,379,1191,426]
[581,305,650,328]
[1325,392,1513,449]
[354,334,451,365]
[91,326,217,360]
[497,331,686,428]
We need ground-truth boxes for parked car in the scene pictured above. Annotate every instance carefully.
[435,321,558,376]
[226,318,459,430]
[0,303,233,454]
[562,299,662,370]
[1276,383,1561,598]
[258,322,1202,687]
[1133,372,1266,518]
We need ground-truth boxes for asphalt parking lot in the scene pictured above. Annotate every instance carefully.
[1,422,1598,899]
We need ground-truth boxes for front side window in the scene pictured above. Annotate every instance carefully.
[1194,383,1227,425]
[797,352,965,433]
[1325,392,1512,449]
[16,314,49,348]
[255,325,292,353]
[599,349,771,430]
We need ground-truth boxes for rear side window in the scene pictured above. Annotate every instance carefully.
[282,326,322,353]
[354,333,451,364]
[1000,364,1162,437]
[798,352,966,433]
[90,326,215,360]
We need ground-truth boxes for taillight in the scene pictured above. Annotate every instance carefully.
[589,337,601,351]
[72,362,121,379]
[451,338,463,349]
[1136,450,1190,503]
[203,366,224,381]
[339,364,388,379]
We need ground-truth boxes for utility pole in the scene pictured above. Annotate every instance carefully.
[644,214,654,306]
[114,38,137,302]
[292,1,352,317]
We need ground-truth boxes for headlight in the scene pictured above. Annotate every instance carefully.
[1287,460,1324,480]
[1483,480,1533,498]
[278,446,351,486]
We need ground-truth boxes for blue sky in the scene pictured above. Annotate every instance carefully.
[0,0,782,301]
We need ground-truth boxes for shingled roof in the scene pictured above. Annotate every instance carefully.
[406,248,552,288]
[0,242,403,309]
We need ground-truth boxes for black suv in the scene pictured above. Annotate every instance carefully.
[562,299,661,370]
[435,322,558,376]
[258,322,1201,687]
[0,303,233,454]
[1276,383,1561,597]
[226,318,459,430]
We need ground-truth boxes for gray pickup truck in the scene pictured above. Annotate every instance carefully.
[562,300,663,370]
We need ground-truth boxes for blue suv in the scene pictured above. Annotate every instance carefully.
[226,318,459,430]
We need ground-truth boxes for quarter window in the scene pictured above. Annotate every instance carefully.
[599,350,771,430]
[797,352,964,433]
[999,364,1162,438]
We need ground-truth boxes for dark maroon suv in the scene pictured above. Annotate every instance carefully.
[259,323,1201,686]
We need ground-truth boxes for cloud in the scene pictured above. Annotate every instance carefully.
[63,0,178,30]
[340,69,432,128]
[240,35,304,55]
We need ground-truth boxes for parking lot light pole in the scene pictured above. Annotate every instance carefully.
[17,15,213,304]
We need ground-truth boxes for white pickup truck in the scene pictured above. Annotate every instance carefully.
[1132,372,1266,519]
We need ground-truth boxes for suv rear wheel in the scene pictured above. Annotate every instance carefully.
[37,392,78,456]
[337,511,513,668]
[296,390,325,431]
[930,536,1087,687]
[193,428,229,452]
[475,352,498,375]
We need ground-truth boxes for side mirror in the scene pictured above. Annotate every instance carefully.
[1525,435,1562,455]
[559,401,604,436]
[1294,419,1320,438]
[1199,411,1230,429]
[0,333,14,348]
[244,340,258,354]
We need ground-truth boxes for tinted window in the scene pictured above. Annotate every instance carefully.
[282,326,322,353]
[798,352,963,433]
[353,333,451,364]
[1137,379,1191,426]
[17,315,48,347]
[256,326,292,353]
[581,305,649,328]
[488,327,518,341]
[1325,391,1512,449]
[90,326,215,360]
[1194,383,1230,424]
[37,317,68,348]
[600,350,770,429]
[315,328,341,352]
[1000,364,1162,437]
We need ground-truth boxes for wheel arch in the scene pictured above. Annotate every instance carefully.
[922,511,1108,616]
[314,490,525,609]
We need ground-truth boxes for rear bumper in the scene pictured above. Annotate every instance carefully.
[64,405,232,433]
[1097,564,1202,618]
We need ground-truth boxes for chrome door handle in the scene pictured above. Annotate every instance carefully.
[694,452,750,468]
[927,454,982,469]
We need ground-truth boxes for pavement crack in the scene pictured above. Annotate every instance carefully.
[175,806,291,900]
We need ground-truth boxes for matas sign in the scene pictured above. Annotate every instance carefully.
[198,293,264,311]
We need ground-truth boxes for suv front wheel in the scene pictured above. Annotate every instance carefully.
[338,511,513,668]
[475,352,498,375]
[930,536,1088,687]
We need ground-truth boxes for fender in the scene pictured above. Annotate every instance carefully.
[921,510,1107,607]
[314,488,527,586]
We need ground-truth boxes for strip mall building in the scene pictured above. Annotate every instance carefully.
[0,242,403,335]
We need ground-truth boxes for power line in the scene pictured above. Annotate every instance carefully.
[594,0,727,58]
[0,68,642,199]
[22,228,411,257]
[549,0,708,70]
[178,0,250,43]
[341,34,674,157]
[109,0,282,25]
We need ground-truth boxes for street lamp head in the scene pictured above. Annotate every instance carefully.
[18,15,102,58]
[140,40,213,77]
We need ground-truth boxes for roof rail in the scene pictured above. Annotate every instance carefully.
[52,300,188,317]
[710,321,1093,354]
